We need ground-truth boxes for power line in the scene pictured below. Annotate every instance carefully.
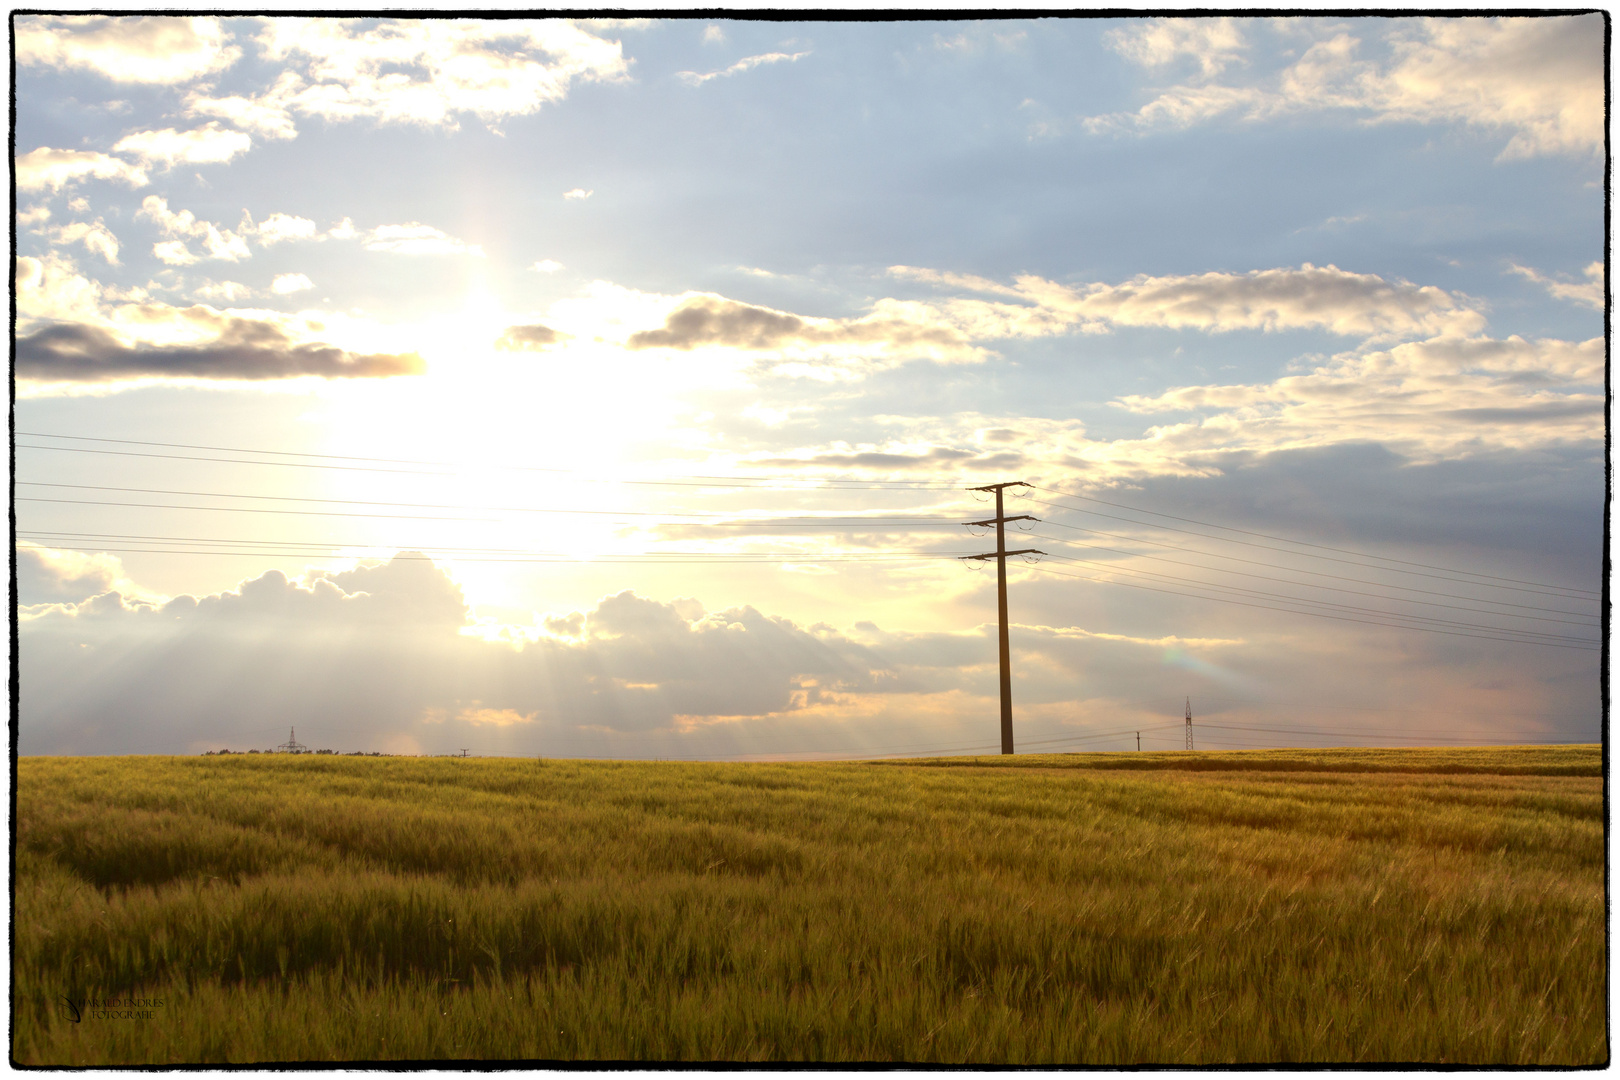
[17,430,962,487]
[1031,485,1596,597]
[1025,562,1600,651]
[1034,551,1595,646]
[1028,532,1597,629]
[1028,494,1595,601]
[1029,517,1596,618]
[16,481,970,524]
[16,436,959,490]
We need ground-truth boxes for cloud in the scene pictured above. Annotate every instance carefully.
[751,445,1025,473]
[271,273,315,295]
[1105,334,1603,470]
[16,319,424,382]
[677,50,810,86]
[495,324,561,350]
[136,195,253,263]
[182,18,630,142]
[14,252,425,390]
[625,294,979,373]
[1088,16,1602,160]
[1508,262,1603,310]
[18,205,53,229]
[1103,17,1248,77]
[192,280,256,302]
[46,220,121,265]
[253,212,320,245]
[16,544,143,605]
[17,560,899,752]
[361,222,484,256]
[15,147,148,192]
[19,548,1593,757]
[528,259,564,273]
[16,15,240,84]
[15,254,106,326]
[112,122,252,168]
[184,72,303,141]
[891,263,1486,342]
[563,188,593,200]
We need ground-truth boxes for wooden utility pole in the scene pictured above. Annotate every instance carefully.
[961,482,1043,754]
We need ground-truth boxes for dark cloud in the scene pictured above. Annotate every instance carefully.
[16,320,424,381]
[495,323,561,350]
[628,298,808,350]
[753,448,1025,471]
[626,296,967,353]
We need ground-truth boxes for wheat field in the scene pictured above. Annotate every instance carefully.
[13,745,1605,1065]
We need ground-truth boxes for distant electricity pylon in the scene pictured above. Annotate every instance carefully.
[277,726,309,754]
[1185,698,1194,751]
[961,482,1044,755]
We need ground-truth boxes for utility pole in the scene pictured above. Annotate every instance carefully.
[1137,731,1141,752]
[961,482,1043,755]
[1185,698,1194,751]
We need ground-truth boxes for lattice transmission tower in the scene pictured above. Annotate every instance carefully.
[1184,698,1194,751]
[277,726,309,754]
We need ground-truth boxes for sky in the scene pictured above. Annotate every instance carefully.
[13,14,1606,759]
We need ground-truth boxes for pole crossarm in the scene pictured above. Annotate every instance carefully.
[964,515,1038,527]
[960,548,1044,560]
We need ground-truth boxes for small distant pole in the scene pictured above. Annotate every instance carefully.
[1137,731,1141,752]
[1185,698,1194,751]
[459,748,469,758]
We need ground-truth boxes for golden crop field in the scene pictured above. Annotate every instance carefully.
[13,745,1605,1065]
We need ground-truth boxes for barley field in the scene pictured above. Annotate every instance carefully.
[13,745,1606,1065]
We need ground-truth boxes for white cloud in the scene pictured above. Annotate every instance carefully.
[563,188,593,200]
[327,217,358,240]
[362,222,484,256]
[152,240,199,266]
[184,71,303,141]
[1088,16,1603,160]
[1105,334,1604,471]
[193,280,256,302]
[14,254,104,326]
[15,147,148,192]
[18,205,52,229]
[1508,262,1603,310]
[16,15,240,84]
[47,220,121,265]
[528,259,564,273]
[677,50,810,86]
[189,18,631,141]
[1104,17,1248,77]
[136,196,252,263]
[702,25,727,45]
[112,122,252,168]
[891,263,1486,342]
[253,212,321,246]
[271,273,315,294]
